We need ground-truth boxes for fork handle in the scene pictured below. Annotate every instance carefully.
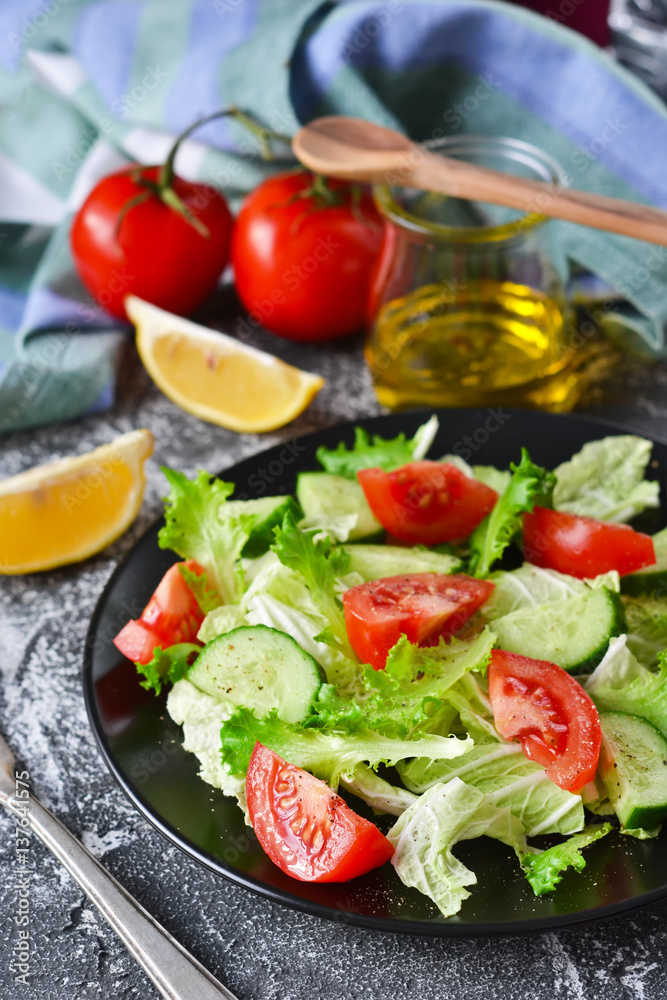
[1,792,238,1000]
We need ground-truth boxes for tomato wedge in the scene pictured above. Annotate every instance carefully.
[246,743,394,882]
[113,560,205,665]
[343,573,495,670]
[357,461,498,546]
[523,506,656,579]
[488,649,601,794]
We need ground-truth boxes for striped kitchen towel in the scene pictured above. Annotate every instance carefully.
[1,0,667,433]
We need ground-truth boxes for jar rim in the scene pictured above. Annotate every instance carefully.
[373,135,567,244]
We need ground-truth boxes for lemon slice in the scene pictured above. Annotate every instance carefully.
[127,295,325,433]
[0,429,154,574]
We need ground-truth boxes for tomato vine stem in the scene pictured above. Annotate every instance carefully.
[124,107,292,238]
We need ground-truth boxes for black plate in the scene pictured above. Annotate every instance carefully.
[83,408,667,936]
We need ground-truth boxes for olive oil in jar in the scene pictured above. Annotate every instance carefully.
[365,136,593,411]
[367,279,573,410]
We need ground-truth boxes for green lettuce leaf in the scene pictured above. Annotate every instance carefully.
[388,778,528,917]
[219,707,472,786]
[469,449,555,578]
[585,635,667,738]
[136,643,200,695]
[179,564,223,614]
[439,455,511,495]
[305,631,493,741]
[442,672,501,742]
[239,552,363,698]
[398,741,584,836]
[483,565,620,621]
[361,629,495,738]
[271,512,355,662]
[315,415,438,479]
[624,596,667,668]
[197,604,247,644]
[553,436,659,522]
[159,468,254,604]
[473,465,512,495]
[522,824,612,895]
[339,763,418,817]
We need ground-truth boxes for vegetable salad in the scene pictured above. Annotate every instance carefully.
[114,417,667,917]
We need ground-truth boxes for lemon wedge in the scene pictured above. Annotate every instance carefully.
[127,295,325,433]
[0,429,153,574]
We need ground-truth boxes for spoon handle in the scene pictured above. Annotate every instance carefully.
[412,152,667,246]
[1,787,238,1000]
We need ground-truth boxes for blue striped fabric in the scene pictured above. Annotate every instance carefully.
[1,0,667,433]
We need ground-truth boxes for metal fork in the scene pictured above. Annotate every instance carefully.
[0,729,239,1000]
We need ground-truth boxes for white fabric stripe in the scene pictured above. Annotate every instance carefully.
[66,141,131,211]
[25,50,87,98]
[0,149,65,224]
[121,127,208,180]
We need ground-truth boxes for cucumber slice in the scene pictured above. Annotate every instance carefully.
[341,544,461,582]
[489,587,626,672]
[599,710,667,829]
[224,496,301,558]
[296,472,383,541]
[187,625,323,723]
[621,527,667,598]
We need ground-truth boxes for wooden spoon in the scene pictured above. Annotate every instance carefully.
[292,116,667,246]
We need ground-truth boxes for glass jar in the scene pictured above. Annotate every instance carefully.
[366,136,575,410]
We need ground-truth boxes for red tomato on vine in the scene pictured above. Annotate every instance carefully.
[231,171,384,342]
[71,116,233,321]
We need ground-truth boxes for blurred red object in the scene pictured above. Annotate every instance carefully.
[510,0,610,46]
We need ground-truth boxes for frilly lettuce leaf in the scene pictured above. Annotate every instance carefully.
[361,629,495,738]
[239,551,363,698]
[522,824,612,895]
[315,415,438,479]
[271,511,354,662]
[553,436,659,522]
[158,468,254,604]
[219,707,472,786]
[305,630,494,741]
[469,449,555,578]
[179,564,224,615]
[136,643,200,695]
[388,778,528,917]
